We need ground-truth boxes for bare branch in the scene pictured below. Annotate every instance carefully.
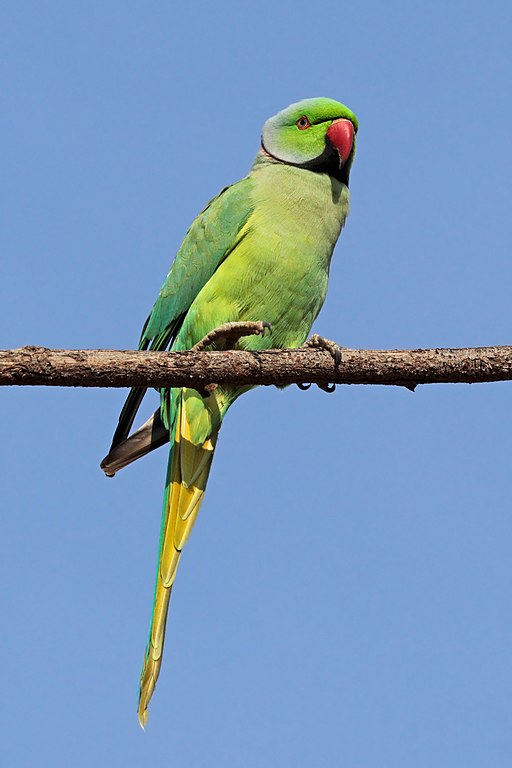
[1,344,512,389]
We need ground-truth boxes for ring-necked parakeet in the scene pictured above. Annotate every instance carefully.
[101,97,358,726]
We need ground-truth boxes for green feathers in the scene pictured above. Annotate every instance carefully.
[262,96,358,166]
[143,179,255,342]
[101,97,358,726]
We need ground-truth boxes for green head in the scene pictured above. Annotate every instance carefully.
[261,97,358,183]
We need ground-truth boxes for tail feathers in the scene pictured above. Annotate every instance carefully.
[100,410,169,477]
[137,392,218,728]
[137,578,173,729]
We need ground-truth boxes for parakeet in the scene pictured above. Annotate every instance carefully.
[101,97,358,727]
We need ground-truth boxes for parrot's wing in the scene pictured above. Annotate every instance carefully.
[103,176,254,461]
[141,177,254,344]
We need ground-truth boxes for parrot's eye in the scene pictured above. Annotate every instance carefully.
[296,116,311,130]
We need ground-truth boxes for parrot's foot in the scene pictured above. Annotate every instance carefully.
[297,381,337,394]
[302,333,344,367]
[193,321,272,351]
[298,334,344,394]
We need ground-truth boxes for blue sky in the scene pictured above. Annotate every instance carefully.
[1,1,512,765]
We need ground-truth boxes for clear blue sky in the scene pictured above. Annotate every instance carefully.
[2,1,512,765]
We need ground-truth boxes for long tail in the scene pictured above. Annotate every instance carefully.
[137,388,221,727]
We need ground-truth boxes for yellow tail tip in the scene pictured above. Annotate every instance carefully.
[138,703,148,729]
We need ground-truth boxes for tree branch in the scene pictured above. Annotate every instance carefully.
[1,344,512,389]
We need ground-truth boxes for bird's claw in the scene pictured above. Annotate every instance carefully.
[317,382,336,393]
[297,333,344,394]
[303,333,344,368]
[297,381,336,394]
[193,320,273,351]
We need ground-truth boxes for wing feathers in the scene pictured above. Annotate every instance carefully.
[103,178,254,472]
[100,410,168,477]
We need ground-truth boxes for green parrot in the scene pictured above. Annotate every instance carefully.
[101,97,358,727]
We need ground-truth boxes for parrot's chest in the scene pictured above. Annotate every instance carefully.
[224,170,349,346]
[181,167,350,349]
[252,165,349,268]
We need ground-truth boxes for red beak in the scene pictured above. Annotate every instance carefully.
[326,119,354,166]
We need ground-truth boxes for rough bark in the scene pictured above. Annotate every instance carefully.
[1,344,512,389]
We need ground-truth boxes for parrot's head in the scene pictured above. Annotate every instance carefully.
[261,97,358,184]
